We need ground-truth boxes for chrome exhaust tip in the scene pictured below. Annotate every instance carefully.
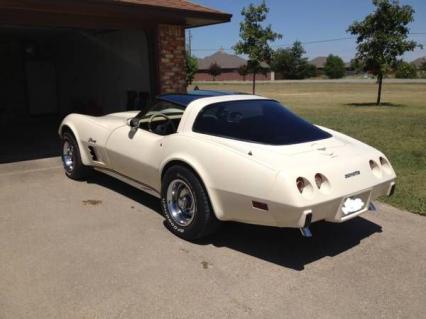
[300,227,312,238]
[368,202,377,212]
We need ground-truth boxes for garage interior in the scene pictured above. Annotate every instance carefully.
[0,26,152,163]
[0,0,230,164]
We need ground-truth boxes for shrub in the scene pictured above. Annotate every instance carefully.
[208,62,222,81]
[324,55,346,79]
[395,62,417,78]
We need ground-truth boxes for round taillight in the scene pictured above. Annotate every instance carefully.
[315,173,323,189]
[379,156,392,174]
[296,177,305,193]
[369,159,382,177]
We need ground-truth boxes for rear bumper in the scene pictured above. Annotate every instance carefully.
[270,180,395,228]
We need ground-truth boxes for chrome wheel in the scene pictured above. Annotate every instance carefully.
[166,179,196,226]
[62,140,75,172]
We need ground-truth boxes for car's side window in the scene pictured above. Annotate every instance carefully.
[193,102,262,140]
[193,100,332,145]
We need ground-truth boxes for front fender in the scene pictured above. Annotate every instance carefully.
[59,115,91,166]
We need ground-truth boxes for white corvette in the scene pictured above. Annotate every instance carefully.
[59,90,396,239]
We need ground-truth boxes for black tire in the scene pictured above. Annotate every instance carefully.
[61,131,90,180]
[161,165,221,240]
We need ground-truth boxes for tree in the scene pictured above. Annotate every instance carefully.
[208,62,222,81]
[350,58,364,74]
[420,61,426,72]
[185,53,198,85]
[238,64,249,81]
[304,64,317,78]
[324,55,346,79]
[395,61,417,78]
[419,61,426,79]
[233,1,281,93]
[347,0,421,105]
[271,41,316,79]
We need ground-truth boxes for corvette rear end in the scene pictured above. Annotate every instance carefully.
[269,152,396,235]
[207,127,396,236]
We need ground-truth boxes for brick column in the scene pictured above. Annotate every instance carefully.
[157,24,186,93]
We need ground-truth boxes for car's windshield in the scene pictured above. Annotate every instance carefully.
[193,100,332,145]
[138,100,185,119]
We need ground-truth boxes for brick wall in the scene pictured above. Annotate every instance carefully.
[157,24,186,93]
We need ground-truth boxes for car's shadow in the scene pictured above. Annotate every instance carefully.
[201,219,381,270]
[85,171,162,215]
[86,172,382,271]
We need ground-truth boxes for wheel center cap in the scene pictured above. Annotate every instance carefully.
[178,195,191,210]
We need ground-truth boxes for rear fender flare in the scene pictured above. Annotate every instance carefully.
[160,155,225,220]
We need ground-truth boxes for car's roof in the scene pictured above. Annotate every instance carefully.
[158,90,247,107]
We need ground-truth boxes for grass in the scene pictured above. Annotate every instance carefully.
[191,81,426,215]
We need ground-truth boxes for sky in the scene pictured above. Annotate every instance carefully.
[189,0,426,62]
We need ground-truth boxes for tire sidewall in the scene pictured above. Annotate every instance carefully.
[61,132,86,180]
[161,167,212,240]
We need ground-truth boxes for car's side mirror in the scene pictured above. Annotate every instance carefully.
[129,117,140,129]
[127,118,140,139]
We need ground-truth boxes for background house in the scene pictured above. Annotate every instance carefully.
[412,56,426,69]
[309,56,353,76]
[194,49,272,81]
[0,0,230,163]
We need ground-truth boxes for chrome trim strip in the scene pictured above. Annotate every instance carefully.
[94,167,161,198]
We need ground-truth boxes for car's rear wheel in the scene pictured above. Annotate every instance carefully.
[161,166,220,240]
[61,132,89,180]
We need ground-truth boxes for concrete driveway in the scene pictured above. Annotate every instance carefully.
[1,158,425,319]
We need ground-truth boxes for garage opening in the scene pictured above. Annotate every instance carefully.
[0,26,151,163]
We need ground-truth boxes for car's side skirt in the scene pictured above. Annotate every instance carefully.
[94,167,161,198]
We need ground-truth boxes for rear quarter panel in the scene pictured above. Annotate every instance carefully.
[160,133,278,224]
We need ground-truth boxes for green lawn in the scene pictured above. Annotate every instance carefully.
[192,81,426,215]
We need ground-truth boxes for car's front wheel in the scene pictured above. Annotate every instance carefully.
[61,131,89,180]
[161,166,220,240]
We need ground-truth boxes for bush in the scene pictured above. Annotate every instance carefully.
[419,61,426,78]
[324,55,346,79]
[208,62,222,81]
[395,62,417,79]
[304,63,317,78]
[271,41,316,79]
[185,54,198,85]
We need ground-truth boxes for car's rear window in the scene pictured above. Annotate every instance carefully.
[193,100,332,145]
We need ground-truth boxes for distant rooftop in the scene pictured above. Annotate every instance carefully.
[197,50,247,70]
[412,56,426,68]
[197,50,269,70]
[309,56,328,68]
[309,56,351,68]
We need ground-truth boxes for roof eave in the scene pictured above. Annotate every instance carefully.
[184,14,232,29]
[90,0,232,28]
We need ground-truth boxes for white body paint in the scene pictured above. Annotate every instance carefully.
[59,95,396,228]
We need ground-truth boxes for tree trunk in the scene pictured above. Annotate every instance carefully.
[376,73,383,105]
[252,71,256,94]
